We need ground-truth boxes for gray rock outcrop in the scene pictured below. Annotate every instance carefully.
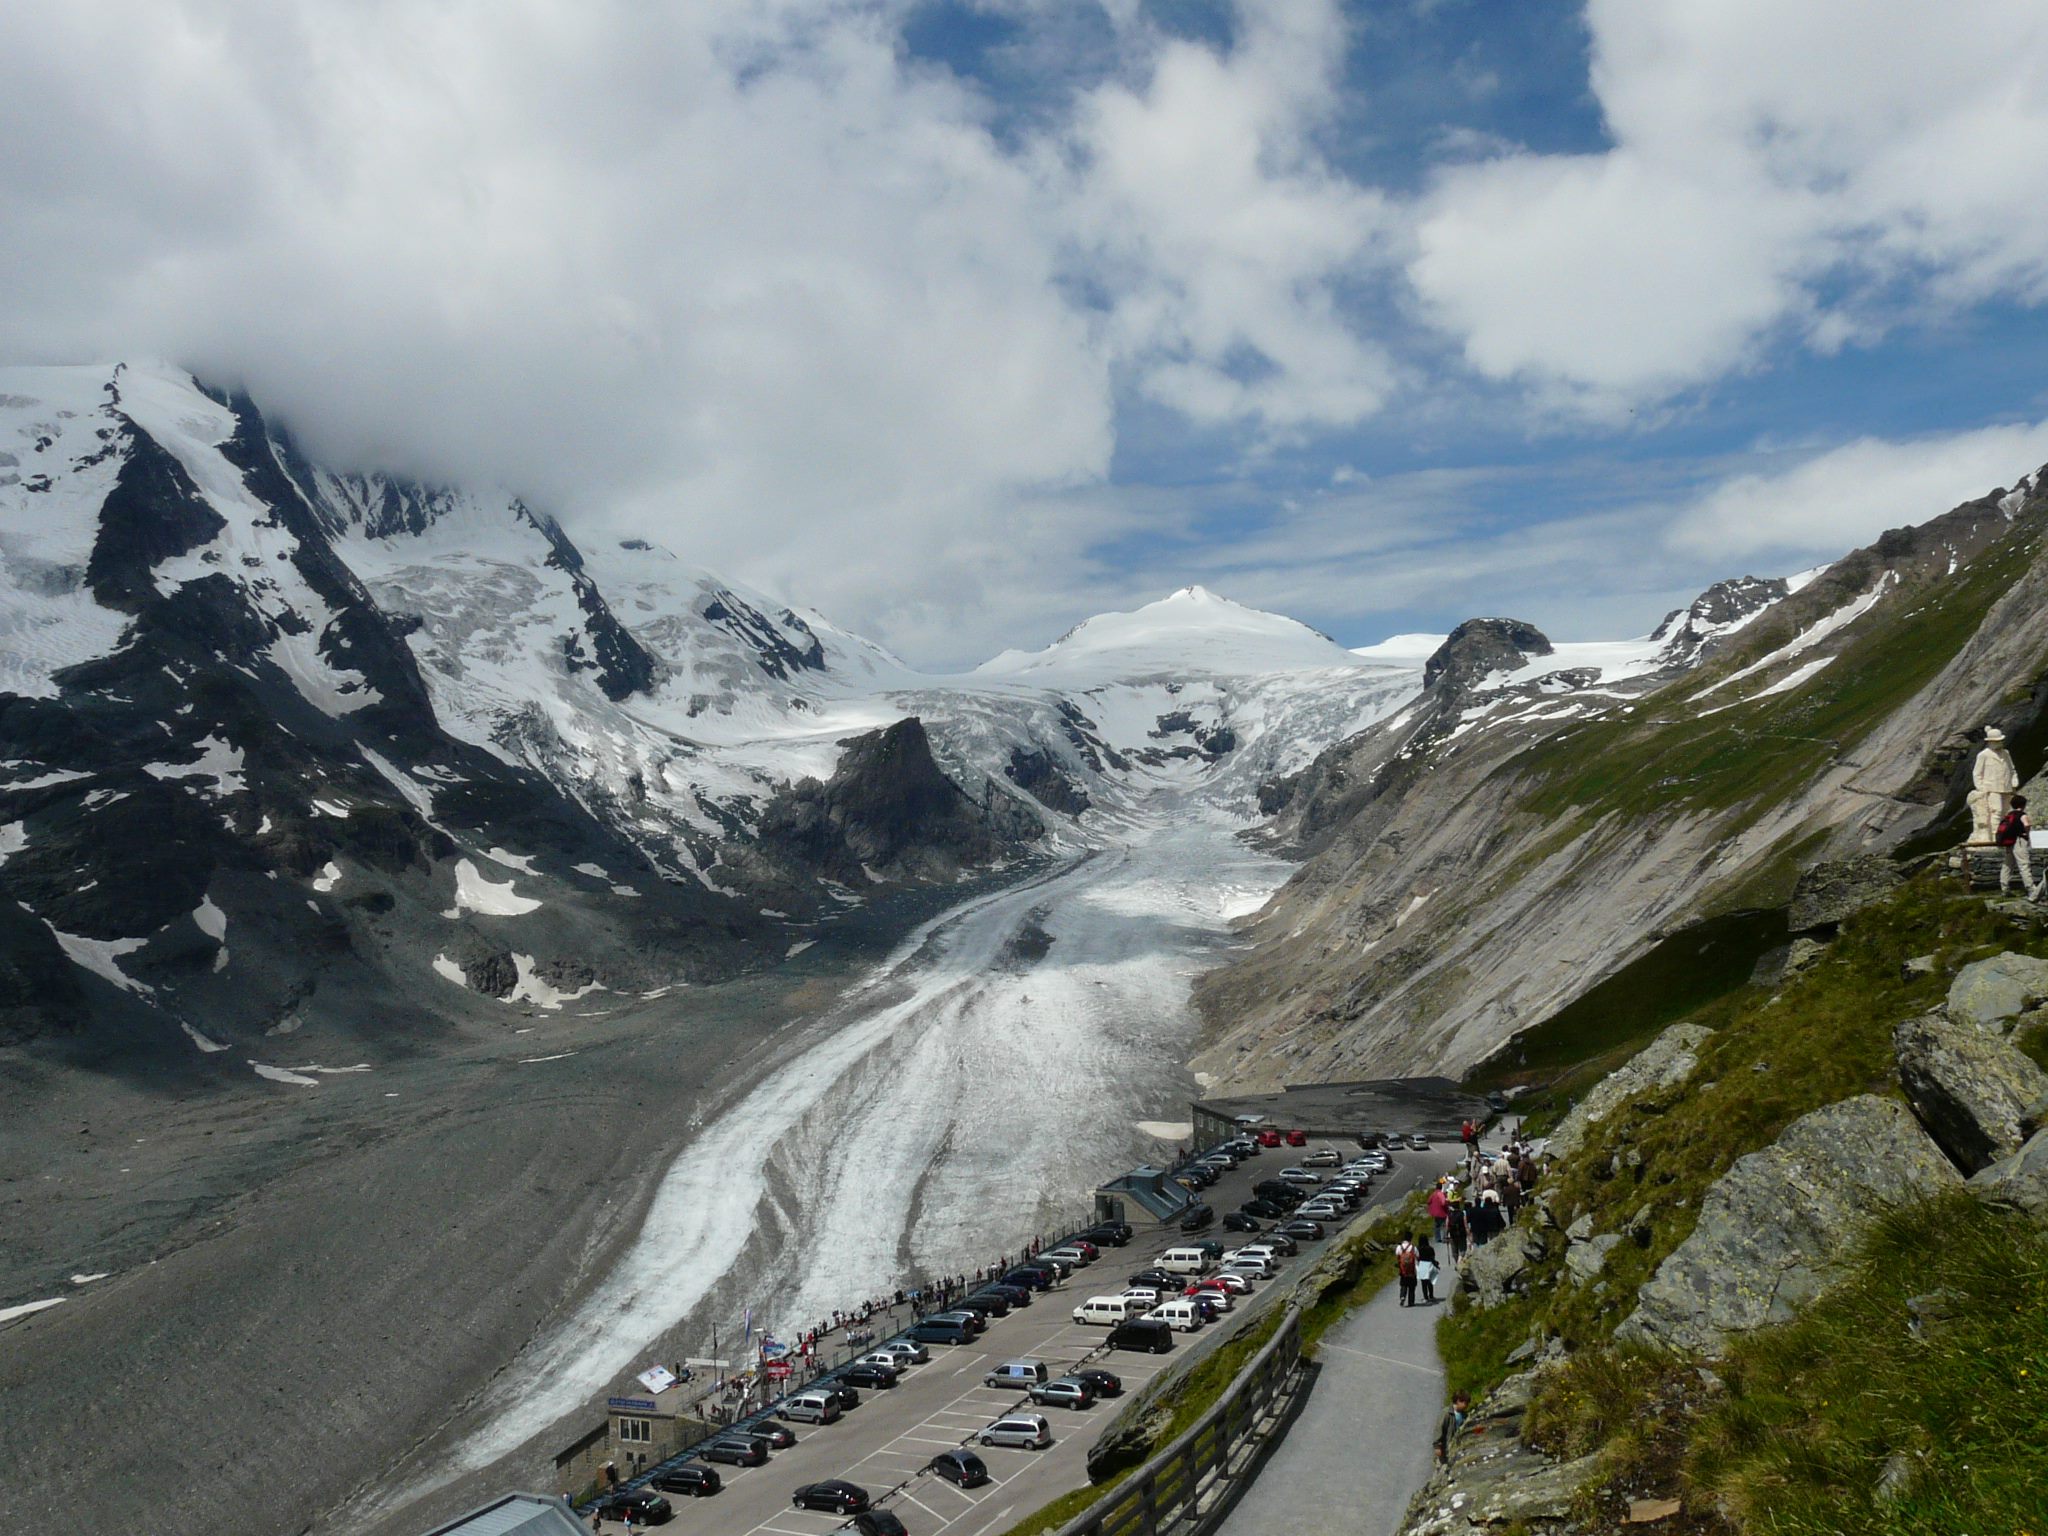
[1969,1127,2048,1217]
[1946,952,2048,1032]
[1543,1023,1713,1162]
[1564,1232,1623,1285]
[1399,1368,1601,1536]
[1787,855,1903,931]
[1615,1095,1962,1356]
[1893,1012,2048,1173]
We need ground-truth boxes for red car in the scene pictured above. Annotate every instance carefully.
[1285,1129,1308,1147]
[1254,1129,1283,1148]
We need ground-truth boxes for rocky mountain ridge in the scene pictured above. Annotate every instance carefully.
[1196,469,2048,1087]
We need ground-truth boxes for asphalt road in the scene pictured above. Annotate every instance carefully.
[593,1136,1433,1536]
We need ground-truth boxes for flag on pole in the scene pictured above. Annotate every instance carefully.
[743,1306,753,1348]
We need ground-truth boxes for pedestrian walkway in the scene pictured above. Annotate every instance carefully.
[1215,1238,1443,1536]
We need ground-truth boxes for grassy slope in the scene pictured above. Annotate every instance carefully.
[1433,872,2048,1532]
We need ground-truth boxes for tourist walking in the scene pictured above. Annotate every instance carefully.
[1998,794,2042,899]
[1446,1201,1469,1265]
[1394,1234,1419,1306]
[1416,1235,1440,1304]
[1427,1181,1449,1242]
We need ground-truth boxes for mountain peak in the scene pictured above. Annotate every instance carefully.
[975,587,1360,682]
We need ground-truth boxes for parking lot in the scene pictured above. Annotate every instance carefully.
[592,1135,1444,1535]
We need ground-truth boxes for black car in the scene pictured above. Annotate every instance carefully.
[930,1309,986,1336]
[1223,1210,1261,1232]
[843,1361,900,1388]
[1257,1232,1299,1256]
[793,1479,871,1515]
[1195,1239,1224,1259]
[650,1464,722,1498]
[1072,1367,1124,1398]
[1487,1089,1510,1114]
[819,1381,862,1411]
[1107,1318,1175,1353]
[1129,1267,1177,1290]
[981,1283,1032,1307]
[909,1317,974,1344]
[1178,1203,1214,1232]
[853,1511,910,1536]
[1002,1266,1056,1291]
[594,1489,672,1525]
[1276,1218,1326,1240]
[1082,1222,1132,1247]
[742,1420,799,1448]
[699,1436,769,1466]
[956,1293,1009,1318]
[1356,1131,1385,1149]
[1189,1294,1221,1324]
[930,1448,991,1487]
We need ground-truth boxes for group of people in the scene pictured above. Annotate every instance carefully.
[1393,1120,1546,1309]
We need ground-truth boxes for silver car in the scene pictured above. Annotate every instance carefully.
[980,1413,1053,1449]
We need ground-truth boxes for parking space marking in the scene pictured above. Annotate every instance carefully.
[896,1431,971,1447]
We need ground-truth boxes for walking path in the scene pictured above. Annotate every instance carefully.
[1217,1120,1527,1536]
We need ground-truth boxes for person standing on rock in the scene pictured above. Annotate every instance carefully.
[1997,794,2042,899]
[1395,1234,1419,1306]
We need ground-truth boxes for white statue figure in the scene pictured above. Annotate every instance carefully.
[1969,726,2020,843]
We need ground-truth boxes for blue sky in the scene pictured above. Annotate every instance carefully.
[4,0,2048,665]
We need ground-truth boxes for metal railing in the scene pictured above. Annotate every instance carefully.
[1055,1305,1306,1536]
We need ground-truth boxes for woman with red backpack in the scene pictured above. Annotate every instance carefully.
[1997,794,2041,900]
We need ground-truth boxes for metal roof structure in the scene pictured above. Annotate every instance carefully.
[416,1492,589,1536]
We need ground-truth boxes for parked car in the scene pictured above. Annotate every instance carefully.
[1189,1294,1222,1324]
[1408,1132,1432,1150]
[1184,1283,1233,1311]
[980,1413,1054,1449]
[986,1359,1050,1390]
[816,1382,861,1413]
[1108,1318,1176,1353]
[1254,1179,1305,1203]
[929,1310,985,1336]
[1072,1367,1124,1398]
[650,1464,721,1498]
[1279,1167,1324,1186]
[930,1448,991,1487]
[792,1480,871,1515]
[1249,1232,1297,1255]
[1120,1286,1163,1307]
[954,1293,1009,1319]
[1255,1128,1283,1147]
[1277,1218,1326,1240]
[1296,1202,1343,1221]
[843,1361,900,1388]
[1241,1198,1283,1219]
[877,1339,929,1364]
[1128,1267,1177,1290]
[1029,1377,1097,1410]
[1286,1129,1308,1146]
[1003,1266,1057,1291]
[1486,1089,1510,1114]
[1195,1239,1225,1259]
[980,1283,1032,1307]
[699,1436,769,1466]
[853,1511,909,1536]
[1356,1131,1385,1149]
[1222,1211,1261,1233]
[778,1391,840,1425]
[1040,1246,1091,1269]
[1302,1147,1342,1166]
[1196,1271,1252,1294]
[909,1317,975,1345]
[1083,1222,1133,1246]
[1226,1138,1260,1157]
[594,1490,673,1525]
[1179,1203,1215,1232]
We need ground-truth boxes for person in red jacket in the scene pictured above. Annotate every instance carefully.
[1427,1182,1450,1242]
[1997,794,2041,900]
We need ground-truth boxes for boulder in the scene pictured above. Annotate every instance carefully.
[1968,1126,2048,1218]
[1893,1012,2048,1173]
[1462,1228,1544,1309]
[1615,1096,1962,1356]
[1544,1024,1713,1162]
[1946,952,2048,1033]
[1787,855,1902,931]
[1564,1232,1623,1285]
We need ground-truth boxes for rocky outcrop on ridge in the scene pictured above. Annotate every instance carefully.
[1614,1095,1961,1355]
[1787,854,1904,931]
[1893,1011,2048,1173]
[1542,1023,1713,1163]
[1946,951,2048,1031]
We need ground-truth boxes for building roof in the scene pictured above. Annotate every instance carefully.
[1195,1077,1487,1138]
[417,1492,589,1536]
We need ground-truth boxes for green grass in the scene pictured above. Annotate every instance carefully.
[1684,1193,2048,1536]
[992,1470,1135,1536]
[1438,869,2048,1407]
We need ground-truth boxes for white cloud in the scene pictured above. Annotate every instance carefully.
[1664,421,2048,560]
[1409,0,2048,411]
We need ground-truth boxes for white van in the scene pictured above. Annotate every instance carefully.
[779,1390,843,1424]
[985,1360,1050,1390]
[1147,1298,1204,1332]
[1159,1246,1213,1276]
[1072,1295,1134,1326]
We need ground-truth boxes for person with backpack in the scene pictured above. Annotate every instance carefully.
[1997,794,2041,900]
[1394,1234,1419,1306]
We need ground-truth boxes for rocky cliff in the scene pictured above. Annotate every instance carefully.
[1196,471,2048,1088]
